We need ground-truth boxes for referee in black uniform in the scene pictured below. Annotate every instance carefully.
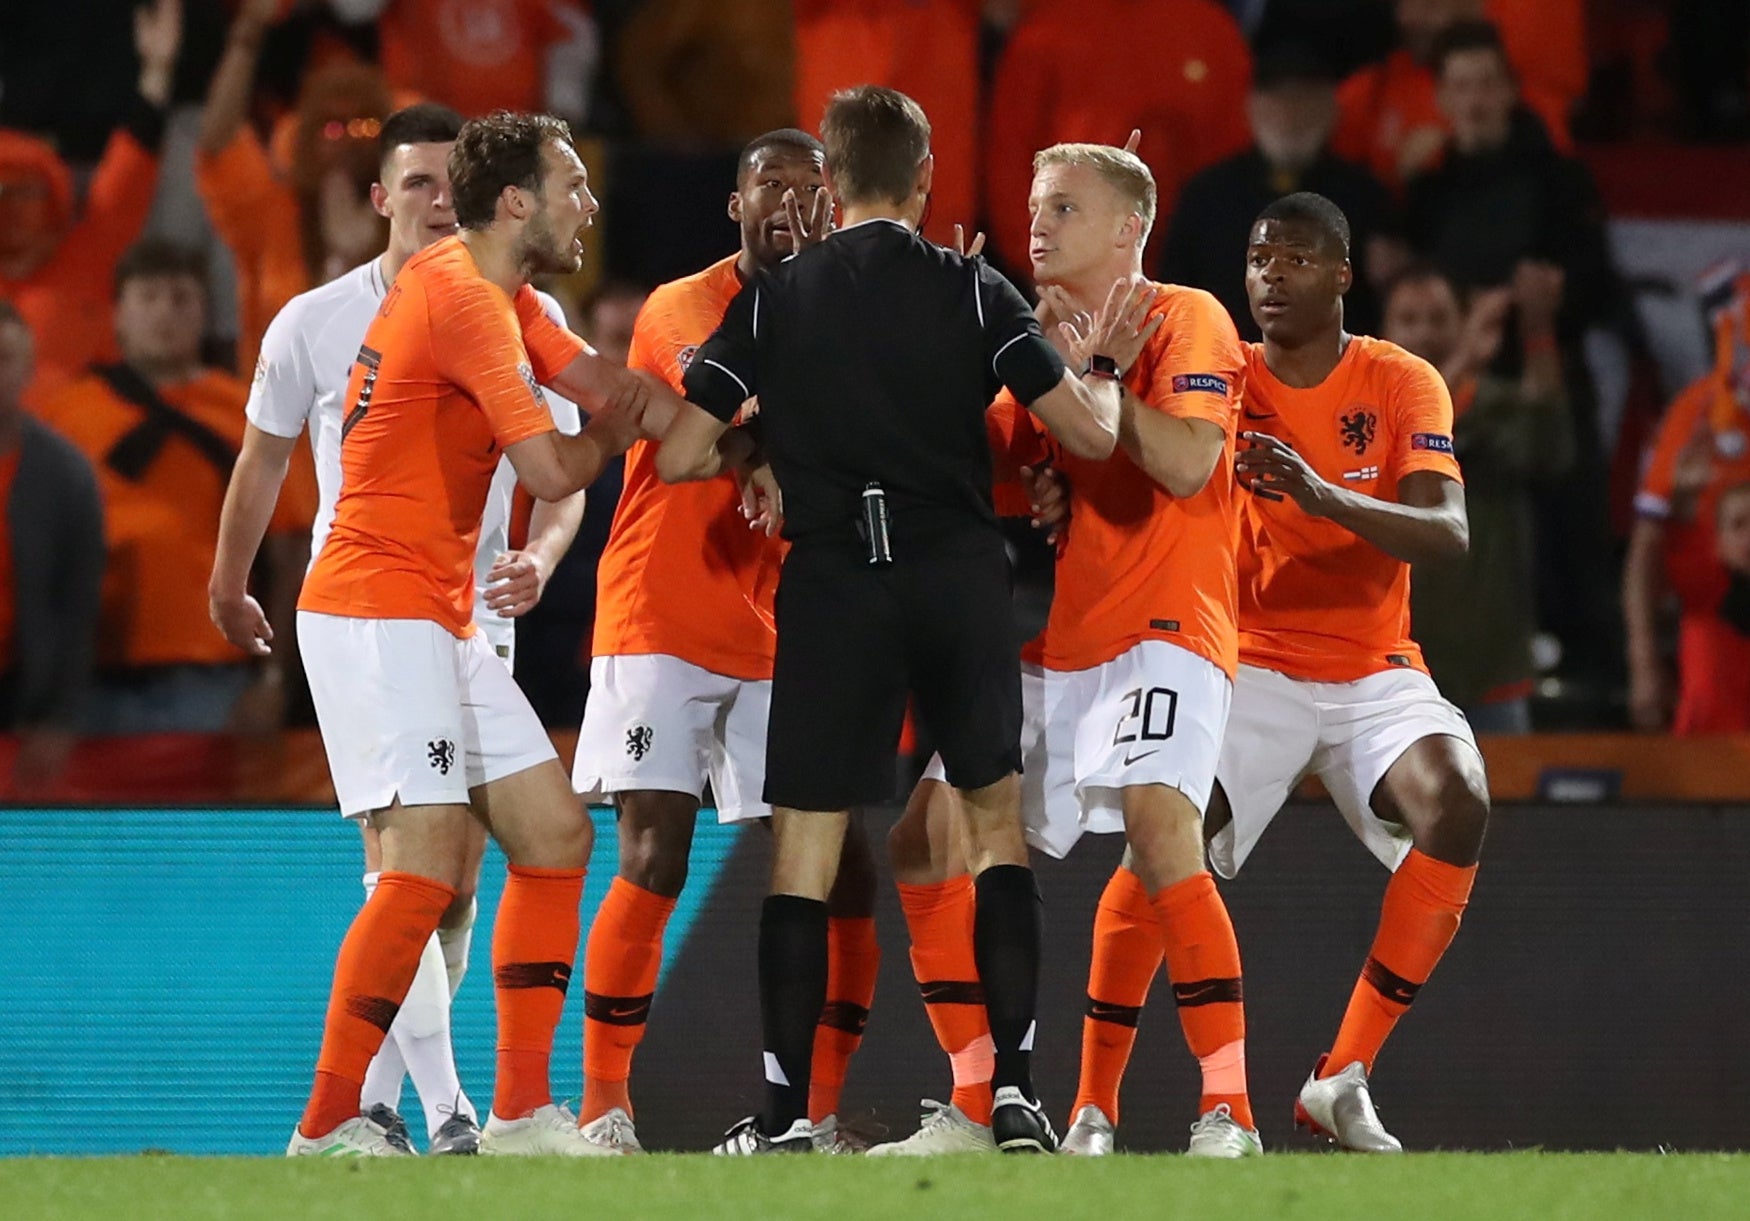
[657,86,1129,1154]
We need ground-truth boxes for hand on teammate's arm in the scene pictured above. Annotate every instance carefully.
[209,425,301,656]
[1240,438,1469,562]
[1019,463,1069,542]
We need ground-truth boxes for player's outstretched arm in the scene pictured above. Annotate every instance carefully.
[1119,405,1228,499]
[1240,437,1469,562]
[208,423,299,656]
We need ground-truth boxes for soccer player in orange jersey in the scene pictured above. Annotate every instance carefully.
[1070,192,1490,1155]
[874,141,1261,1158]
[287,111,688,1157]
[569,128,879,1154]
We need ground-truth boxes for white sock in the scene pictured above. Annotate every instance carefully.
[357,872,410,1114]
[437,898,476,999]
[393,931,476,1138]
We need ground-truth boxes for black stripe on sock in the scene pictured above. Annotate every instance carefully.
[495,960,574,994]
[818,1000,870,1035]
[1362,956,1422,1007]
[584,990,654,1026]
[919,979,987,1006]
[1086,996,1143,1027]
[345,995,400,1034]
[1170,977,1244,1007]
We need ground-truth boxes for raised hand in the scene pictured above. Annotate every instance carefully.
[953,223,986,259]
[135,0,183,107]
[1236,430,1341,516]
[782,186,836,252]
[1079,276,1163,374]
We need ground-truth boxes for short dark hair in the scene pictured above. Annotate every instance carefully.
[114,237,209,299]
[1252,43,1338,92]
[1382,261,1459,308]
[450,110,575,231]
[1254,191,1352,258]
[738,128,825,185]
[378,102,464,174]
[820,86,931,207]
[1430,19,1513,79]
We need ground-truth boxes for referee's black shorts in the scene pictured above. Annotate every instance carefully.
[764,528,1022,811]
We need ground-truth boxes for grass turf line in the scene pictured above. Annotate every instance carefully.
[3,1153,1749,1221]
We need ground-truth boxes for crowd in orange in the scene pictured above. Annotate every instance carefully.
[1,0,1747,798]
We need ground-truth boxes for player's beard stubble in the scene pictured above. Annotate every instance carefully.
[518,208,584,278]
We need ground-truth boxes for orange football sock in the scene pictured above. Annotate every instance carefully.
[1324,850,1477,1077]
[1074,867,1164,1125]
[1153,871,1253,1130]
[492,864,584,1121]
[896,876,993,1125]
[809,915,880,1123]
[581,878,676,1123]
[300,871,455,1139]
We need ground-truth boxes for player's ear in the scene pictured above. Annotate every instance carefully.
[727,190,743,225]
[370,181,390,220]
[915,153,935,201]
[1337,257,1354,297]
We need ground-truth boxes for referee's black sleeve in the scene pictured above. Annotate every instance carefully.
[976,260,1067,408]
[683,276,760,422]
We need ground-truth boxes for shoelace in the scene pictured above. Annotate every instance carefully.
[913,1100,955,1132]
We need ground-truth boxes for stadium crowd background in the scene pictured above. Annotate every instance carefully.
[1,0,1748,798]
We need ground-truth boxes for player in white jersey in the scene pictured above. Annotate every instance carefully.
[207,104,586,1156]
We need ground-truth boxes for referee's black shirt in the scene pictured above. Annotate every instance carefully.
[681,217,1067,545]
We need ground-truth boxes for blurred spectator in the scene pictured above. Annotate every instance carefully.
[1668,0,1750,141]
[1625,263,1750,732]
[514,278,645,727]
[0,302,105,794]
[1660,481,1750,733]
[1397,262,1572,733]
[984,0,1251,273]
[0,0,181,406]
[197,0,392,378]
[330,0,598,125]
[614,0,793,149]
[35,239,309,734]
[1333,0,1578,190]
[794,0,981,245]
[1407,18,1626,684]
[1158,44,1396,340]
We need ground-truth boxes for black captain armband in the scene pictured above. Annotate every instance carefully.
[1081,354,1123,382]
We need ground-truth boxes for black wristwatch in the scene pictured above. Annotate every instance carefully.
[1082,354,1122,381]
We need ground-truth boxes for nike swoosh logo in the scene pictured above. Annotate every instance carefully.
[1123,748,1159,766]
[1242,409,1276,420]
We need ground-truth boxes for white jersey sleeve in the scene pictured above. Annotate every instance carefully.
[473,289,586,658]
[245,296,318,439]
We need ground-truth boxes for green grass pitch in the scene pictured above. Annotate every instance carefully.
[4,1154,1749,1221]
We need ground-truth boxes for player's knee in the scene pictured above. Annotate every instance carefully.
[620,833,689,897]
[443,886,477,926]
[1415,766,1490,865]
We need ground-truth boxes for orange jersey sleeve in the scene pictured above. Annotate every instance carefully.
[1635,376,1714,520]
[1042,285,1245,677]
[1236,336,1462,682]
[298,239,553,635]
[591,256,784,679]
[514,285,592,383]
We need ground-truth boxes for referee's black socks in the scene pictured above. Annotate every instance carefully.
[974,864,1044,1100]
[758,893,829,1136]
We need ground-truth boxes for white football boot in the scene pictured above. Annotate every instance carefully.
[1295,1057,1403,1153]
[1057,1104,1116,1156]
[1186,1103,1263,1158]
[866,1100,996,1156]
[481,1103,617,1156]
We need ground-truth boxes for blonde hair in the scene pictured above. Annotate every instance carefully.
[1032,143,1157,244]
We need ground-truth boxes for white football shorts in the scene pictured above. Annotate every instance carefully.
[925,643,1229,859]
[573,653,773,824]
[299,612,558,819]
[1210,663,1480,878]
